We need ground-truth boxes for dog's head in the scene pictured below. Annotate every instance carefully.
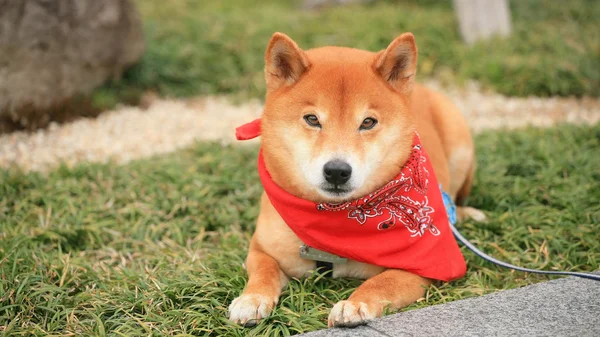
[261,33,418,203]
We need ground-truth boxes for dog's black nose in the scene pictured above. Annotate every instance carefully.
[323,160,352,185]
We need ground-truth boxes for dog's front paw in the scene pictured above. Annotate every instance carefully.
[228,294,277,327]
[328,300,378,328]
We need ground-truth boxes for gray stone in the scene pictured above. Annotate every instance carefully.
[302,274,600,336]
[0,0,144,130]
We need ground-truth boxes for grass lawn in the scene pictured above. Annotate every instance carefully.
[1,124,599,336]
[93,0,600,109]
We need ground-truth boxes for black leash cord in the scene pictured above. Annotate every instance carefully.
[450,223,600,281]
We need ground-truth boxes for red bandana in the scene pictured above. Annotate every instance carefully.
[236,119,466,281]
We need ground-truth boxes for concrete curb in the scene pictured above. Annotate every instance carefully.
[300,273,600,337]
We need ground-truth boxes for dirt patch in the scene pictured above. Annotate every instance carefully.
[428,81,600,132]
[0,97,262,172]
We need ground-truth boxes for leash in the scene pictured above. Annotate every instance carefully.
[441,191,600,281]
[449,223,600,281]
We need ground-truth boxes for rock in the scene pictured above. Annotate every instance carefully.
[0,0,145,131]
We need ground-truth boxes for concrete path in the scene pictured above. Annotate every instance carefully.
[301,273,600,337]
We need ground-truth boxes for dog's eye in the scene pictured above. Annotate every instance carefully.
[360,117,378,130]
[303,114,321,128]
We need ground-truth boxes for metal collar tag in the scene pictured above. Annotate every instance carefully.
[299,244,348,264]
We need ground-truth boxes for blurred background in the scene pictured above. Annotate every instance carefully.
[109,0,598,101]
[0,0,598,134]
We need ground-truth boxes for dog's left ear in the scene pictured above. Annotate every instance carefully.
[374,33,418,94]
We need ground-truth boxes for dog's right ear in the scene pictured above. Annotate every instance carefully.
[264,32,310,91]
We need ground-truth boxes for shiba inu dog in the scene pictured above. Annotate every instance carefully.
[229,32,485,328]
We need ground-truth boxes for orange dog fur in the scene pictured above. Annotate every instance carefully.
[229,32,485,328]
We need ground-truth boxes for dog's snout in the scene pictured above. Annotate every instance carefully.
[323,160,352,185]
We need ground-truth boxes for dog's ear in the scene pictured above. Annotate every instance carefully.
[265,32,310,91]
[374,33,418,94]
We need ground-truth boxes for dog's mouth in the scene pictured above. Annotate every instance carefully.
[319,184,354,200]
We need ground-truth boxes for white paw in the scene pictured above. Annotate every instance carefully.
[328,300,377,328]
[458,206,487,223]
[228,294,276,327]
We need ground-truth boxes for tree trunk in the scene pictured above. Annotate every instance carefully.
[453,0,511,45]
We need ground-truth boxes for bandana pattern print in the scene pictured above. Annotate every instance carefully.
[316,142,440,237]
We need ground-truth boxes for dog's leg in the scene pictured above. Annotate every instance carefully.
[328,269,431,327]
[229,242,288,327]
[452,148,487,223]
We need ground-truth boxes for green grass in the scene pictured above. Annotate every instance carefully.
[93,0,600,109]
[1,124,599,336]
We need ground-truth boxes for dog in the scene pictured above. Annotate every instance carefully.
[229,32,485,328]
